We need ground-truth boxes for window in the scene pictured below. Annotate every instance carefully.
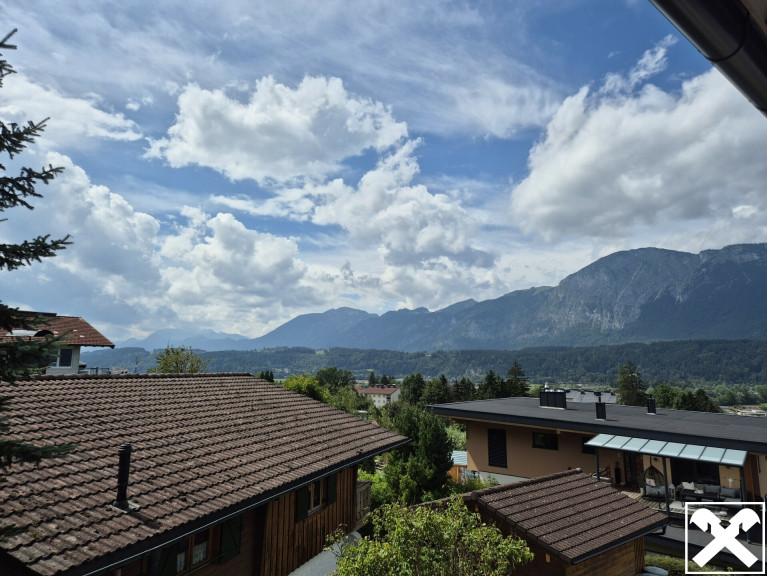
[191,530,209,564]
[487,428,507,468]
[532,432,558,450]
[159,518,242,575]
[48,348,73,367]
[308,479,322,513]
[171,530,211,574]
[295,473,338,522]
[581,437,596,454]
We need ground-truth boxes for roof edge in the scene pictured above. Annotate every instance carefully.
[63,436,411,576]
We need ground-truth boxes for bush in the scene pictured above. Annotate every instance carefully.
[645,553,727,575]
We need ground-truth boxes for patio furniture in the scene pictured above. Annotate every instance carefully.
[641,465,670,501]
[677,482,742,503]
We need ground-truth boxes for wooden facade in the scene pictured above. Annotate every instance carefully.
[259,466,357,576]
[102,466,359,576]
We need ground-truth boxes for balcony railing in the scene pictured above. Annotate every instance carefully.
[356,480,372,530]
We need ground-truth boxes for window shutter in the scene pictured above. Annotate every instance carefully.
[218,515,243,563]
[327,473,337,505]
[295,486,309,522]
[158,547,176,576]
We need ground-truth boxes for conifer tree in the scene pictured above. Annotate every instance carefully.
[615,360,647,406]
[0,29,74,494]
[506,360,529,397]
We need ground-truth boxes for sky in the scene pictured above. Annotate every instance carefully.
[2,1,767,342]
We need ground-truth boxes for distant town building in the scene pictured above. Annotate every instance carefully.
[355,385,400,408]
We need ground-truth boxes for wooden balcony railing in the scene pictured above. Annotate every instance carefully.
[356,480,372,530]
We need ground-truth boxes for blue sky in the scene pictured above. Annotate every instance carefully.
[2,1,766,341]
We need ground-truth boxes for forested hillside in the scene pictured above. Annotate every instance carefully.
[83,339,767,389]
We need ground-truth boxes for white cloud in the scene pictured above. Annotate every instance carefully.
[312,141,494,267]
[147,76,407,183]
[510,67,767,245]
[4,1,562,141]
[32,153,162,294]
[0,75,142,147]
[0,152,323,338]
[602,35,677,94]
[156,210,321,332]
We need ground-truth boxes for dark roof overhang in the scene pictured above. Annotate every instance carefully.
[429,402,766,454]
[649,0,767,116]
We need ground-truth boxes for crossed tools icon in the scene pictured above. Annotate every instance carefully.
[690,507,761,568]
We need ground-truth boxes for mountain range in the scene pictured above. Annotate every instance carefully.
[116,243,767,352]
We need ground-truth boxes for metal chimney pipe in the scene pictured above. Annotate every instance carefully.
[595,400,606,421]
[647,397,657,415]
[114,443,132,508]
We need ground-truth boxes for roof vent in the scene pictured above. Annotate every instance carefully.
[647,397,657,415]
[595,400,607,421]
[113,443,140,512]
[540,389,567,409]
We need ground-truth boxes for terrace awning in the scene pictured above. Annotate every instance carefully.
[585,434,747,466]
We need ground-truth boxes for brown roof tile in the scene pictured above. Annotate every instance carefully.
[470,469,669,564]
[357,386,399,396]
[0,373,408,575]
[2,312,114,348]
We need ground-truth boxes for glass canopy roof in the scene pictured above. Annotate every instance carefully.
[585,434,747,466]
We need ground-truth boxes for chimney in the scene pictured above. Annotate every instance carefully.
[539,389,567,409]
[647,396,657,415]
[595,399,607,420]
[114,443,134,511]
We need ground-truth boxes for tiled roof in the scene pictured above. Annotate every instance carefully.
[1,313,114,348]
[357,386,398,396]
[0,373,408,576]
[468,469,668,564]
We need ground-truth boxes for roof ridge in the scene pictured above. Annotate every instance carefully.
[27,372,258,382]
[466,468,583,501]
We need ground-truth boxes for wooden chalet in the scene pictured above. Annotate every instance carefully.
[0,373,408,576]
[463,469,669,576]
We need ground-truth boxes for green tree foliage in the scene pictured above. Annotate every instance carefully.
[329,385,371,414]
[616,361,647,406]
[452,377,476,402]
[650,383,719,412]
[332,495,533,576]
[400,372,425,405]
[281,373,330,403]
[676,389,720,412]
[0,31,69,385]
[477,370,504,400]
[421,373,451,406]
[316,366,354,393]
[87,340,767,389]
[357,469,395,512]
[384,405,453,504]
[368,371,378,386]
[651,383,680,408]
[506,360,529,397]
[255,369,274,382]
[148,345,210,374]
[445,422,466,451]
[0,30,76,493]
